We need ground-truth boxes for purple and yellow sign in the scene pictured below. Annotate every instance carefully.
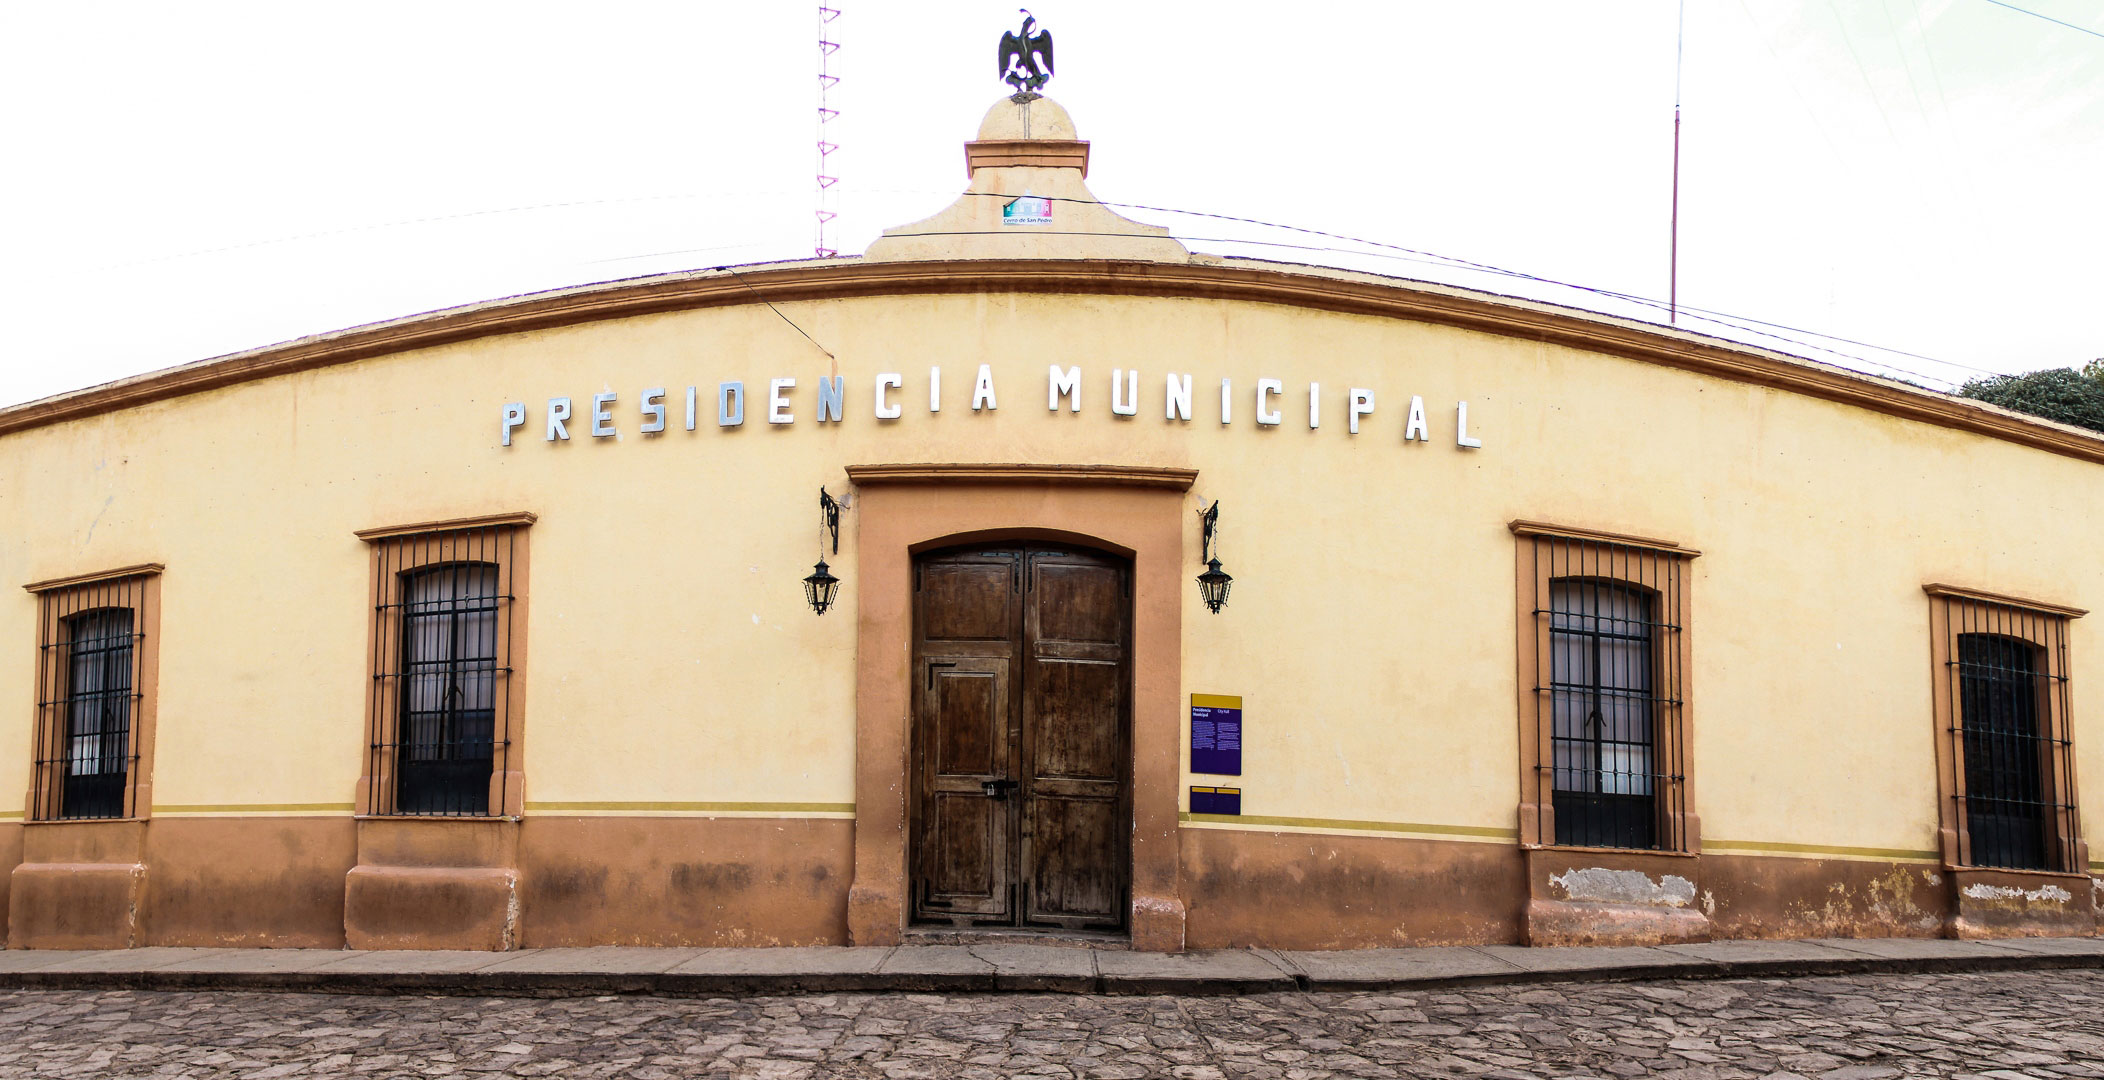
[1190,693,1242,776]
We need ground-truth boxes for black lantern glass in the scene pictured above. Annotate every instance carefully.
[1195,499,1232,614]
[804,558,840,615]
[1196,557,1233,614]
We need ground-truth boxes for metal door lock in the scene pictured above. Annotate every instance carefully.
[981,778,1019,799]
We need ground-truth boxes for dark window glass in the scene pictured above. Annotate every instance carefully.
[1549,580,1657,849]
[62,608,134,819]
[1957,633,2053,870]
[396,565,498,815]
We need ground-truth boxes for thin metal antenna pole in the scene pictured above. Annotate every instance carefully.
[1670,0,1685,325]
[816,5,842,258]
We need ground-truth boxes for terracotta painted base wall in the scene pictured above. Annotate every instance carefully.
[1183,827,2102,948]
[519,817,853,947]
[3,815,2096,950]
[9,821,149,949]
[1703,852,1952,939]
[0,823,18,939]
[145,817,354,948]
[1179,828,1526,949]
[1946,868,2098,939]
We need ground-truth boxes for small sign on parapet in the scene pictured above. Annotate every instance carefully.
[1003,193,1053,225]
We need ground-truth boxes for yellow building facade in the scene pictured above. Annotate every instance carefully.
[3,96,2099,952]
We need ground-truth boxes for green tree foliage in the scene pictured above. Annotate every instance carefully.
[1957,367,2104,434]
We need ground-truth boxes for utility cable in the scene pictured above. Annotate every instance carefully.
[941,192,2000,384]
[1978,0,2104,40]
[719,266,836,361]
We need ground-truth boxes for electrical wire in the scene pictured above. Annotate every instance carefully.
[942,192,2003,386]
[719,266,836,361]
[1978,0,2104,40]
[71,181,2004,391]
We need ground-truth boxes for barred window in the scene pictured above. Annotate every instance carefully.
[398,565,501,815]
[1550,580,1659,849]
[1927,586,2083,873]
[1513,522,1696,852]
[357,516,531,818]
[26,567,162,822]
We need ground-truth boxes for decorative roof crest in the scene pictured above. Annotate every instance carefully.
[998,9,1054,100]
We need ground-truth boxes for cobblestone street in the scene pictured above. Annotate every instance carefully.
[0,969,2100,1079]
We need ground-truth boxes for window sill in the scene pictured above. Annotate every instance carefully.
[1523,843,1697,859]
[22,816,149,826]
[1945,864,2092,881]
[353,814,522,823]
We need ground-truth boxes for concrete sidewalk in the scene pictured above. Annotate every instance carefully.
[1,936,2101,998]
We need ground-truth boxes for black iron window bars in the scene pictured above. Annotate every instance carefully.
[1932,590,2082,873]
[31,572,153,821]
[366,525,520,817]
[1518,525,1694,853]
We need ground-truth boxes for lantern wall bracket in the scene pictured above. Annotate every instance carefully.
[819,486,841,555]
[1195,500,1233,614]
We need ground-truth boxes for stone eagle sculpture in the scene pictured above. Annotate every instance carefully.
[998,10,1054,97]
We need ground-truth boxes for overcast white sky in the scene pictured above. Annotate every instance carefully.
[2,1,2099,408]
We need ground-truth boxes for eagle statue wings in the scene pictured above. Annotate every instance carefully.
[999,10,1054,96]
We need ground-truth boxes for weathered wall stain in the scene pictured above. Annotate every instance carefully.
[1547,867,1696,908]
[1181,829,1523,949]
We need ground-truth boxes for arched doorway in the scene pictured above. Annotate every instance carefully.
[908,542,1133,932]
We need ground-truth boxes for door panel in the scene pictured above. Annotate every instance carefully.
[919,558,1018,645]
[911,543,1130,933]
[916,659,1012,919]
[1029,659,1123,781]
[934,666,999,776]
[1032,560,1126,647]
[1018,549,1130,933]
[1025,795,1123,926]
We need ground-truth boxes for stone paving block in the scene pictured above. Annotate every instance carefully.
[1972,935,2104,956]
[29,947,215,972]
[478,947,700,974]
[1286,946,1527,990]
[967,943,1096,992]
[1657,939,1873,968]
[871,945,996,991]
[306,949,515,974]
[154,949,359,973]
[1808,937,2009,961]
[668,945,894,976]
[656,946,902,994]
[0,950,94,973]
[1474,944,1719,976]
[1096,948,1297,994]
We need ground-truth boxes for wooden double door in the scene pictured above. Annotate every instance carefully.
[910,543,1132,932]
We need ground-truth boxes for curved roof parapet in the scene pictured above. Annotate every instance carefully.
[863,95,1187,263]
[3,254,2101,472]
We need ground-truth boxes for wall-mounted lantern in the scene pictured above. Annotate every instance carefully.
[803,486,843,615]
[1196,500,1233,614]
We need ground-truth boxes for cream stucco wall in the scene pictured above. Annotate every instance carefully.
[2,280,2099,872]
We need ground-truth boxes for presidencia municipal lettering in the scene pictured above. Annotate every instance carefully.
[499,369,1486,450]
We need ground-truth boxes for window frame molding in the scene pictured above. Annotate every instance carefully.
[1924,582,2087,877]
[356,513,533,819]
[22,563,165,823]
[1511,521,1699,853]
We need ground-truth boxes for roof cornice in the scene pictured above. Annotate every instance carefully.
[4,257,2099,467]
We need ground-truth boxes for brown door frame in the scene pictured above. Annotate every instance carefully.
[907,542,1134,932]
[845,464,1193,951]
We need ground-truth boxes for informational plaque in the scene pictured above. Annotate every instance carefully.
[1190,693,1243,776]
[1189,786,1242,816]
